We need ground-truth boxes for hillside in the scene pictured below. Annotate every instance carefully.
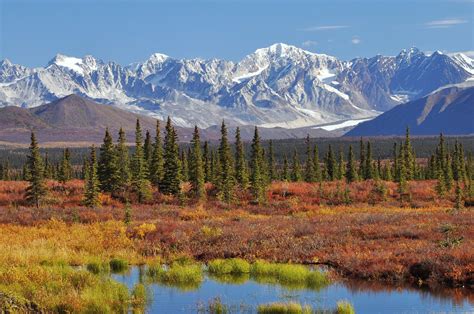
[346,85,474,136]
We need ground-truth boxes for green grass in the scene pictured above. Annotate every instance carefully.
[131,283,147,313]
[109,258,129,273]
[250,260,330,290]
[207,258,251,275]
[146,262,203,290]
[336,300,355,314]
[257,302,312,314]
[86,261,111,275]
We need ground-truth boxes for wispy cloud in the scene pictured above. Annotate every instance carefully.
[301,25,349,31]
[424,18,468,28]
[302,40,318,47]
[351,37,361,45]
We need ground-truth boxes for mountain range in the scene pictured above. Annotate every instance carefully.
[1,43,473,131]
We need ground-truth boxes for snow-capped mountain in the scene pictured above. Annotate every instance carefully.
[1,43,473,129]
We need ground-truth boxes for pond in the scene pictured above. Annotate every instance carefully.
[113,266,473,313]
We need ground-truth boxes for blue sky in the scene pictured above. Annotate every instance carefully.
[0,0,472,67]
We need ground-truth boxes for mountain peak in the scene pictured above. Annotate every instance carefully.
[48,54,85,75]
[0,59,13,67]
[254,43,316,58]
[148,53,170,63]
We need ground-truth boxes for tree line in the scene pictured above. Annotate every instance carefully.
[18,118,474,208]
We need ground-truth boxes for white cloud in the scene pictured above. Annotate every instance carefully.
[302,40,318,47]
[424,18,468,28]
[351,37,361,45]
[301,25,349,31]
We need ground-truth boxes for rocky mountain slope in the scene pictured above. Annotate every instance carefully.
[1,44,472,130]
[346,83,474,136]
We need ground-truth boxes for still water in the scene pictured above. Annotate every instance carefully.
[113,266,473,313]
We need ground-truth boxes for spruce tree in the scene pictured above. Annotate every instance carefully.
[189,126,206,199]
[454,180,464,210]
[267,140,276,182]
[116,128,131,191]
[444,153,454,191]
[346,145,358,183]
[203,141,211,183]
[359,138,366,178]
[403,127,415,180]
[144,130,153,167]
[365,141,374,180]
[149,121,164,187]
[249,126,267,203]
[325,144,336,181]
[291,150,302,182]
[180,150,189,182]
[337,149,345,180]
[98,128,119,192]
[83,146,100,208]
[234,127,249,189]
[25,132,47,208]
[282,155,290,181]
[160,117,182,195]
[304,135,314,182]
[58,148,73,183]
[216,121,235,203]
[131,119,151,202]
[313,145,322,182]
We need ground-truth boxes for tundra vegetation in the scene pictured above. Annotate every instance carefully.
[0,119,472,312]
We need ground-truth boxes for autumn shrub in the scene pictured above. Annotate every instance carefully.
[0,265,130,312]
[208,258,250,275]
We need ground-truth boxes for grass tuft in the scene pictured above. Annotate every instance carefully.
[208,258,250,275]
[257,302,312,314]
[336,300,355,314]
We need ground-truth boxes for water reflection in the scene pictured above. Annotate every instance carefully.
[112,266,473,313]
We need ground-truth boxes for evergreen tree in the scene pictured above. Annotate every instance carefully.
[180,150,189,182]
[325,144,336,181]
[282,155,290,181]
[397,157,408,198]
[392,142,399,181]
[444,153,454,191]
[454,180,464,210]
[337,149,345,180]
[216,121,235,203]
[365,141,374,180]
[98,128,119,192]
[58,148,73,184]
[160,117,182,195]
[83,146,100,208]
[403,127,415,180]
[291,150,302,182]
[250,126,266,204]
[144,130,153,167]
[203,141,211,183]
[346,145,358,183]
[189,126,206,199]
[131,119,151,202]
[359,138,366,178]
[25,132,47,208]
[267,140,276,182]
[313,145,322,182]
[234,127,249,189]
[116,128,131,191]
[149,121,164,187]
[304,135,314,182]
